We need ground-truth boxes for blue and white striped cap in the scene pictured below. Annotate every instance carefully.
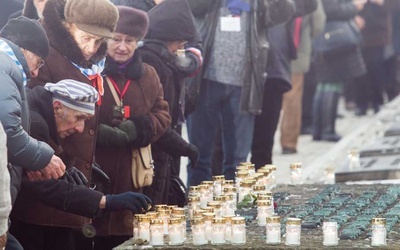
[44,79,99,115]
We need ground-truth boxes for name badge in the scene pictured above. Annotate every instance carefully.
[220,16,241,32]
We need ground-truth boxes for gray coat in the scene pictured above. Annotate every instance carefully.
[188,0,295,115]
[0,39,54,203]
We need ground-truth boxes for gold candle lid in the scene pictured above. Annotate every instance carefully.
[207,201,222,208]
[166,205,178,211]
[239,162,252,166]
[290,162,302,169]
[236,170,249,178]
[212,175,225,181]
[223,186,237,193]
[134,214,146,220]
[198,184,209,191]
[213,196,226,202]
[193,209,206,217]
[212,217,226,224]
[172,207,185,215]
[157,209,171,217]
[265,165,277,171]
[253,185,266,191]
[150,218,163,225]
[257,168,270,175]
[236,166,249,171]
[257,200,272,206]
[240,180,253,188]
[223,215,235,223]
[371,218,386,225]
[171,214,186,220]
[138,216,150,223]
[203,212,216,221]
[168,218,181,224]
[286,218,301,225]
[223,180,234,186]
[201,181,214,186]
[257,194,272,200]
[225,194,235,201]
[232,217,246,224]
[154,204,168,211]
[188,196,200,202]
[266,216,281,223]
[191,217,205,225]
[203,207,215,213]
[146,212,159,219]
[189,186,200,192]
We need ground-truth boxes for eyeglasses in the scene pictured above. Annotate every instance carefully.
[35,56,45,70]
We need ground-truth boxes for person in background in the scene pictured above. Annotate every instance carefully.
[0,16,67,250]
[93,6,170,249]
[26,0,119,247]
[0,123,10,250]
[0,0,23,29]
[139,0,201,206]
[279,0,326,155]
[22,0,48,19]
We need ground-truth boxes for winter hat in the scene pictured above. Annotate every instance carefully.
[146,0,197,41]
[115,6,149,38]
[44,79,99,115]
[0,16,49,59]
[64,0,119,38]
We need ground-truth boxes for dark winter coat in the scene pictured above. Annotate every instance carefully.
[111,0,156,12]
[27,0,108,228]
[187,0,296,115]
[0,0,22,29]
[22,0,40,19]
[314,0,366,82]
[11,87,104,225]
[93,53,171,236]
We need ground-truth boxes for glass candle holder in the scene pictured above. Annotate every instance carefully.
[150,219,164,246]
[172,207,185,216]
[323,221,338,246]
[223,180,234,188]
[231,217,246,245]
[290,163,302,185]
[198,184,209,209]
[207,201,223,217]
[203,212,215,241]
[239,162,256,175]
[168,218,183,245]
[154,204,168,212]
[225,195,236,216]
[138,216,151,241]
[285,218,301,246]
[158,209,170,235]
[191,217,207,245]
[133,214,146,239]
[235,170,248,195]
[212,175,225,197]
[187,196,200,220]
[371,218,387,246]
[188,186,201,198]
[324,167,336,184]
[223,215,234,243]
[347,149,360,170]
[269,165,277,189]
[257,200,273,226]
[223,186,237,204]
[266,216,281,245]
[146,212,159,220]
[211,217,226,245]
[201,181,214,202]
[172,214,187,241]
[253,184,267,196]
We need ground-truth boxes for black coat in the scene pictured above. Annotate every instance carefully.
[314,0,366,82]
[11,87,103,226]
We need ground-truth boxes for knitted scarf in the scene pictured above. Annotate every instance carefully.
[0,39,28,86]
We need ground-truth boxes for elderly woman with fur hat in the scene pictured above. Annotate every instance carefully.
[91,6,171,249]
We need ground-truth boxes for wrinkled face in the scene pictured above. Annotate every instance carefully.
[21,49,45,78]
[107,33,138,64]
[33,0,48,18]
[53,102,92,139]
[66,23,107,60]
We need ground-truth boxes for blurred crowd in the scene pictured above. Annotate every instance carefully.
[0,0,399,249]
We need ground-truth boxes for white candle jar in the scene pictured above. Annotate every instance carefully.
[225,195,236,216]
[203,212,215,241]
[223,186,237,204]
[172,214,187,241]
[238,181,253,203]
[257,200,273,226]
[188,186,200,198]
[201,181,214,202]
[133,214,145,239]
[168,218,183,245]
[285,218,301,246]
[187,196,201,220]
[323,222,338,246]
[198,184,209,209]
[231,217,246,245]
[266,216,281,245]
[191,217,207,245]
[290,163,302,185]
[371,218,387,246]
[211,217,226,245]
[207,201,223,217]
[158,209,170,235]
[235,171,248,195]
[138,216,151,242]
[212,175,225,197]
[223,215,234,243]
[150,219,164,246]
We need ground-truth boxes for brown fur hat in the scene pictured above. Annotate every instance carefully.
[64,0,119,38]
[115,6,149,39]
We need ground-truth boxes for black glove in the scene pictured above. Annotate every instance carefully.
[91,162,111,185]
[118,120,137,142]
[97,123,129,146]
[61,167,88,186]
[105,192,152,213]
[186,143,199,168]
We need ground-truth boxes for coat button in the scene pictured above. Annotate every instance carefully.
[85,163,91,170]
[89,129,95,136]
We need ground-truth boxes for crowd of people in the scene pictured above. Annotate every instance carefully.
[0,0,399,249]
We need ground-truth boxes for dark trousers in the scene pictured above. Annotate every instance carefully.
[251,79,285,169]
[301,62,318,131]
[9,219,75,250]
[5,233,23,250]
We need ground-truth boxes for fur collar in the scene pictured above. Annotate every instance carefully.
[41,0,107,68]
[103,50,144,80]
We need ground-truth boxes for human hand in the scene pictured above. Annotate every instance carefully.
[354,15,366,30]
[104,192,152,213]
[61,167,88,186]
[186,143,199,168]
[41,155,66,179]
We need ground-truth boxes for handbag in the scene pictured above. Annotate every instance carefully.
[314,20,362,56]
[105,76,154,189]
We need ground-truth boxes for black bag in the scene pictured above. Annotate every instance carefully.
[168,176,187,207]
[314,20,362,56]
